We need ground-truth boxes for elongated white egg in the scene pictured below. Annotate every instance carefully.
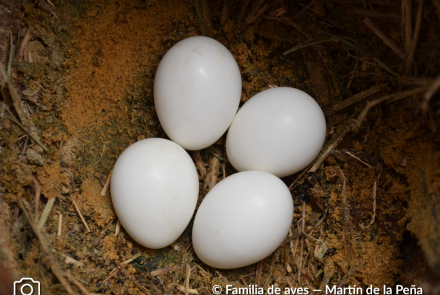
[111,138,199,249]
[154,36,242,150]
[226,87,326,177]
[192,171,293,269]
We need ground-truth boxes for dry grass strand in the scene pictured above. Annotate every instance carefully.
[17,199,76,294]
[37,197,55,231]
[363,17,405,59]
[71,196,91,233]
[421,76,440,115]
[405,0,424,75]
[100,169,112,196]
[32,176,41,222]
[67,272,90,295]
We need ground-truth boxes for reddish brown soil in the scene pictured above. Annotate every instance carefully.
[0,0,439,294]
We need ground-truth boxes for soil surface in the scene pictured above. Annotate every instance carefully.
[0,0,439,294]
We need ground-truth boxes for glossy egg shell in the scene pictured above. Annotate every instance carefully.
[192,171,293,269]
[226,87,326,177]
[111,138,199,249]
[154,36,242,150]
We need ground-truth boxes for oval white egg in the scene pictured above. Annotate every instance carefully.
[226,87,326,178]
[111,138,199,249]
[154,36,242,150]
[192,171,293,269]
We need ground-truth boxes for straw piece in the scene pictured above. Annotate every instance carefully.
[102,253,142,283]
[352,8,401,23]
[204,156,221,190]
[184,264,191,295]
[71,197,91,232]
[330,84,386,114]
[344,151,373,168]
[309,124,352,173]
[405,0,424,75]
[7,32,14,77]
[100,169,112,196]
[62,255,84,267]
[115,219,120,236]
[361,179,378,230]
[58,213,63,237]
[67,273,90,295]
[284,38,333,56]
[37,197,56,231]
[421,76,440,114]
[402,0,412,56]
[363,17,405,60]
[356,86,427,127]
[17,26,31,62]
[150,265,179,276]
[177,285,198,294]
[17,199,76,294]
[285,276,294,289]
[32,176,41,222]
[193,151,207,178]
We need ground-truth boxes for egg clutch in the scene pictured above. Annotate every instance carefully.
[110,36,326,269]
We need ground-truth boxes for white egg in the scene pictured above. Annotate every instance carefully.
[111,138,199,249]
[154,36,242,150]
[192,171,293,269]
[226,87,326,178]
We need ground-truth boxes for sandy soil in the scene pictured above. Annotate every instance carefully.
[0,0,439,294]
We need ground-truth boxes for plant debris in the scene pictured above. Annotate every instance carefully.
[1,0,440,294]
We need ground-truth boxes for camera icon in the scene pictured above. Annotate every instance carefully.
[14,278,40,295]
